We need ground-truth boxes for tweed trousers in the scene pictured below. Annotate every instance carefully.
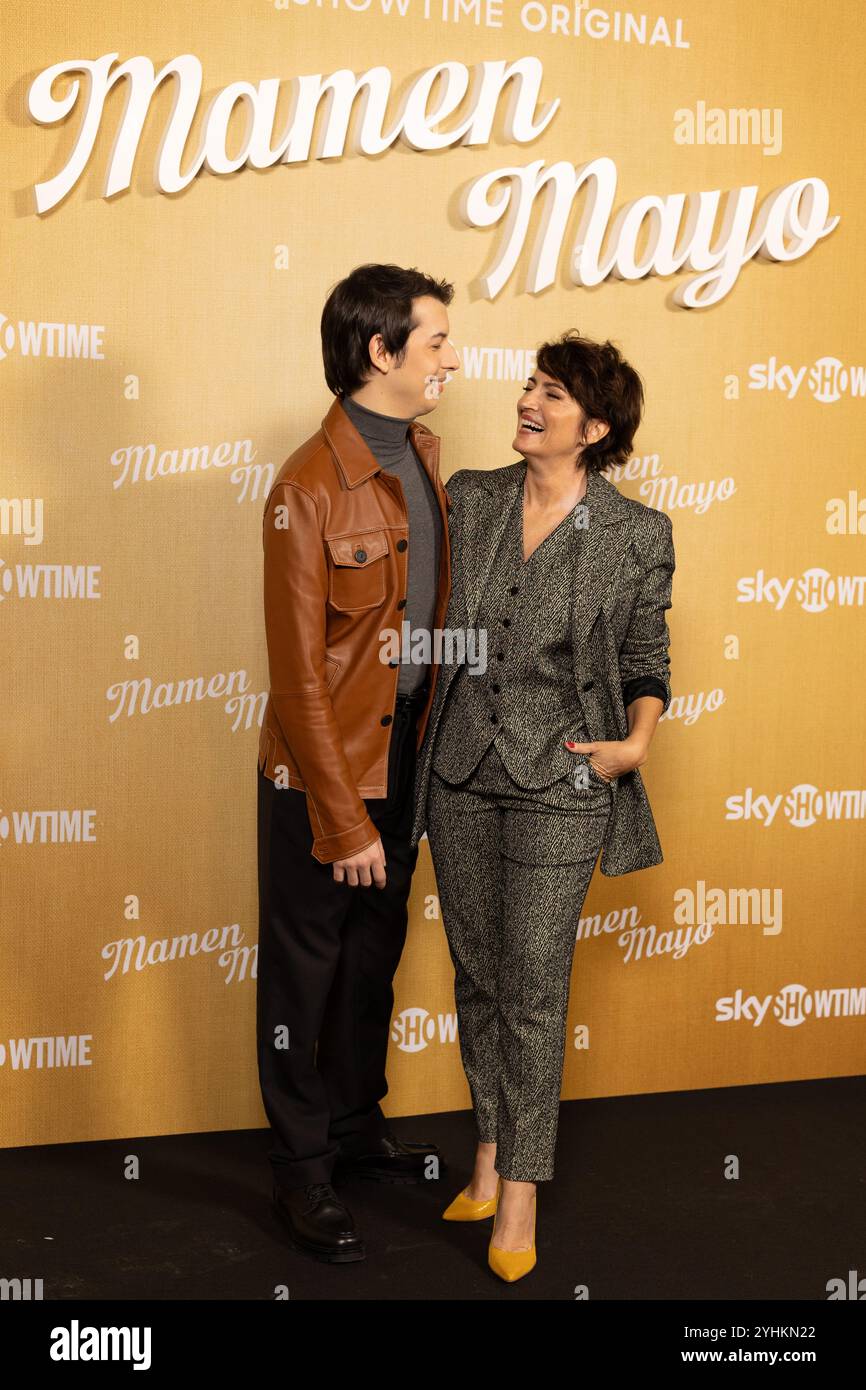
[426,739,612,1183]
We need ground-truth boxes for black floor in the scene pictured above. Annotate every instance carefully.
[2,1076,863,1301]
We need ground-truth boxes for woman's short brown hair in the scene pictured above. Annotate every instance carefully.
[535,331,644,474]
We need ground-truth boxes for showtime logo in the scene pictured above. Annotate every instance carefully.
[0,809,97,844]
[390,1007,458,1053]
[0,312,105,361]
[748,355,866,403]
[0,561,101,601]
[725,785,866,827]
[715,983,865,1027]
[736,568,866,611]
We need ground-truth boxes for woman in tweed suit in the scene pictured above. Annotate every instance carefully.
[410,331,675,1282]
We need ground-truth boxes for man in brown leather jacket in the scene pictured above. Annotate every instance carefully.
[256,264,460,1263]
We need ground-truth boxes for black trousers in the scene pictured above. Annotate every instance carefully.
[256,692,424,1191]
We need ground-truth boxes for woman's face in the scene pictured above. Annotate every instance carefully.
[512,369,606,464]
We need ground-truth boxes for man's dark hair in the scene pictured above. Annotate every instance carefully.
[321,263,455,398]
[535,331,644,474]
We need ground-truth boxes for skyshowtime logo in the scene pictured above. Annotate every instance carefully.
[0,312,105,361]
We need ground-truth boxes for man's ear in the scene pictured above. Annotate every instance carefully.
[368,332,388,372]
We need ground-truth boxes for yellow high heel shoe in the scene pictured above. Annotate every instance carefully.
[441,1178,500,1222]
[488,1184,537,1282]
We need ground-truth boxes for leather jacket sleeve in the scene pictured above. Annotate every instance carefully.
[617,510,675,713]
[262,479,381,864]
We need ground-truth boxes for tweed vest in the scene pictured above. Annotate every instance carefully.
[431,475,592,789]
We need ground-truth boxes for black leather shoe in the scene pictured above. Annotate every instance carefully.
[271,1182,366,1262]
[332,1131,446,1185]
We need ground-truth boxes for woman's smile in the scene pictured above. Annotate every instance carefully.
[517,412,545,437]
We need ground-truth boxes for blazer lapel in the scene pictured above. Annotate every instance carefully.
[453,461,635,638]
[569,466,636,647]
[457,464,525,630]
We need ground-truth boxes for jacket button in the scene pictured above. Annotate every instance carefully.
[502,618,511,628]
[396,539,408,552]
[397,598,407,609]
[509,585,519,595]
[381,714,392,726]
[489,713,499,724]
[582,679,594,691]
[491,683,501,693]
[354,548,367,562]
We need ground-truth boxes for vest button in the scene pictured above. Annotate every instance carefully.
[491,683,501,693]
[396,538,408,551]
[509,585,519,595]
[582,679,594,691]
[502,618,511,628]
[354,548,367,562]
[489,713,499,724]
[381,714,392,726]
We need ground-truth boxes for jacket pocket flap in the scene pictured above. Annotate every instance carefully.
[326,532,390,567]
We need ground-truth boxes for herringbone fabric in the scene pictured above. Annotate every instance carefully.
[431,468,593,787]
[415,460,675,1178]
[412,461,675,876]
[427,742,611,1180]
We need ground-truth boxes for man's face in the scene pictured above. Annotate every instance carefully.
[370,295,460,417]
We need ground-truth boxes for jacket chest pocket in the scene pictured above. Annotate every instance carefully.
[325,530,390,612]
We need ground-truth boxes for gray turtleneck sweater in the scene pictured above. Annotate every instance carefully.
[341,394,442,696]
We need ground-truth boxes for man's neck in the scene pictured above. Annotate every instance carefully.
[341,393,415,465]
[345,388,415,424]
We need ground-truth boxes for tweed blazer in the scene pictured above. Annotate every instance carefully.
[410,460,676,876]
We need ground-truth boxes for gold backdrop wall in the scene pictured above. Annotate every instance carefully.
[2,1,864,1149]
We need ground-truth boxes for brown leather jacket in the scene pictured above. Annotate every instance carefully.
[258,396,452,863]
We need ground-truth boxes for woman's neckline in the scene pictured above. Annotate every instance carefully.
[520,466,589,565]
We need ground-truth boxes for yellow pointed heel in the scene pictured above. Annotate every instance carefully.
[488,1187,537,1282]
[441,1180,500,1222]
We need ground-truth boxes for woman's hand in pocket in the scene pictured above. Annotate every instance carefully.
[563,735,650,782]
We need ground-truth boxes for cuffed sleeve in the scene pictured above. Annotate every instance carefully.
[622,675,668,707]
[262,481,380,864]
[617,510,675,714]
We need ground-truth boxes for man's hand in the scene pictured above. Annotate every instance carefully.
[332,837,387,888]
[563,735,650,782]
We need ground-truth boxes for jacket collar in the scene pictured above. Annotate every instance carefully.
[470,456,631,528]
[321,395,440,489]
[455,458,634,636]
